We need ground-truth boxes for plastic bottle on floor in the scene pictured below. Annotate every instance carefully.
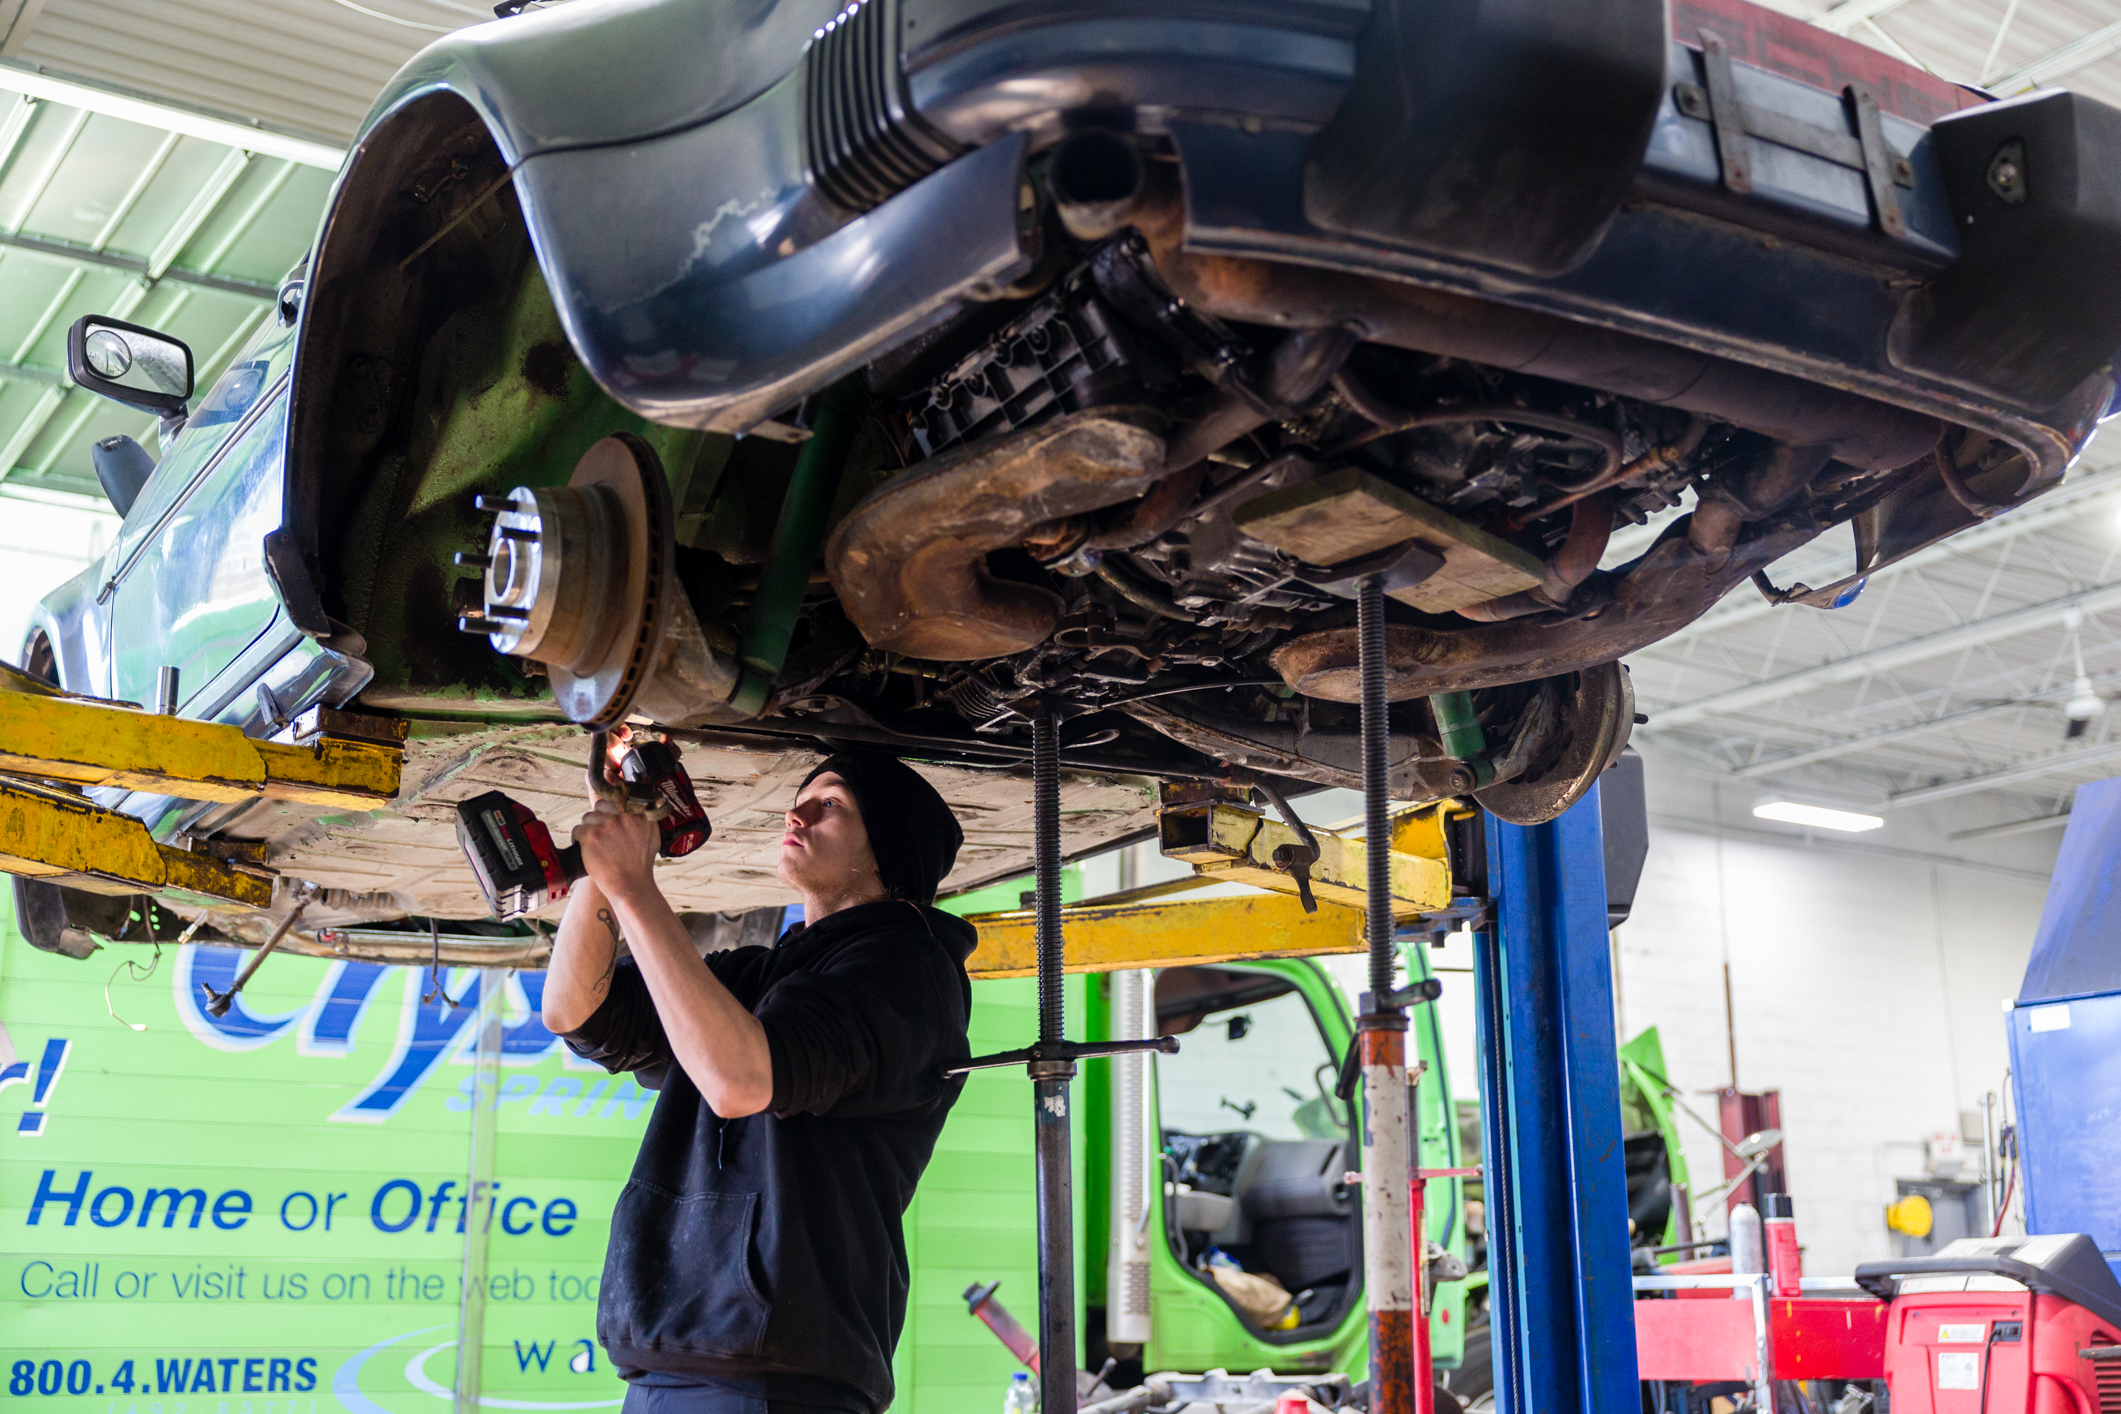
[1004,1370,1038,1414]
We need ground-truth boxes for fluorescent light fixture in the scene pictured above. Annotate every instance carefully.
[1752,799,1885,833]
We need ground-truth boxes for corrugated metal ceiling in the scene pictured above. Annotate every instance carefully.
[0,77,333,496]
[0,0,473,142]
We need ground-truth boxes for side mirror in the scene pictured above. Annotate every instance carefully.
[67,315,193,415]
[90,435,155,518]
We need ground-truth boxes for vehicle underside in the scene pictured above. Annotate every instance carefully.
[26,0,2121,943]
[283,131,2031,900]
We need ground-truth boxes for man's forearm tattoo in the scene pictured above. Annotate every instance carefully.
[593,908,622,995]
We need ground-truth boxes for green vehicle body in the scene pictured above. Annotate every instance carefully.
[1617,1025,1694,1257]
[916,874,1468,1397]
[1096,951,1466,1379]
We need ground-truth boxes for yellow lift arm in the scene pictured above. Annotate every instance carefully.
[0,684,404,910]
[1158,798,1456,918]
[967,797,1468,979]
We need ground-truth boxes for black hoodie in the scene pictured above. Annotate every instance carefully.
[561,898,978,1412]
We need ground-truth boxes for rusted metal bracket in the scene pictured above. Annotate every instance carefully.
[1157,796,1454,919]
[1698,31,1753,194]
[1680,31,1914,237]
[1847,83,1909,239]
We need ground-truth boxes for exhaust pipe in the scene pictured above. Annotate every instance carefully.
[1048,128,1146,242]
[826,410,1167,660]
[1129,174,1941,473]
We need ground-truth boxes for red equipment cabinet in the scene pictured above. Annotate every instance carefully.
[1856,1235,2121,1414]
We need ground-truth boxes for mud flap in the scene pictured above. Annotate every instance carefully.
[1304,0,1668,275]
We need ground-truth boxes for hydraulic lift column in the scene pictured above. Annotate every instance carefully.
[949,706,1178,1410]
[1031,707,1078,1414]
[1475,787,1639,1414]
[1357,578,1416,1414]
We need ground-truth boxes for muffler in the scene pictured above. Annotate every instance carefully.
[826,410,1167,660]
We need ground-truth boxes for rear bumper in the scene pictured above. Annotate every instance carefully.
[360,0,2119,490]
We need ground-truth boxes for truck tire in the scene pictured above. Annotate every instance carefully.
[1442,1322,1494,1413]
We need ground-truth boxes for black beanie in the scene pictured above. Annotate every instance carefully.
[799,754,964,906]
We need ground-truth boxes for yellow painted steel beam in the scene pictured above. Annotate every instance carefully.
[1157,801,1452,918]
[0,692,400,810]
[0,781,273,907]
[253,737,404,808]
[967,890,1370,978]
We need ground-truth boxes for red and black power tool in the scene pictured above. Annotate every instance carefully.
[455,737,710,921]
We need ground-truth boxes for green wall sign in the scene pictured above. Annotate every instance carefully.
[1,907,1055,1414]
[2,923,647,1414]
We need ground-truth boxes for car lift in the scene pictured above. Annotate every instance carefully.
[0,611,1635,1414]
[971,578,1639,1414]
[0,664,402,914]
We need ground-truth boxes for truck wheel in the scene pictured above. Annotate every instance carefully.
[1442,1322,1494,1413]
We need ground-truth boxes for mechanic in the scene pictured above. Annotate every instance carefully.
[541,746,975,1414]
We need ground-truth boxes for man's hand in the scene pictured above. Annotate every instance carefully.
[574,800,659,901]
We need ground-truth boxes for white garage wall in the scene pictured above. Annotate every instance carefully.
[1619,748,2056,1278]
[1072,755,2060,1280]
[0,489,117,664]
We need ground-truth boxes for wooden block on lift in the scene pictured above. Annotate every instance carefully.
[1234,468,1546,613]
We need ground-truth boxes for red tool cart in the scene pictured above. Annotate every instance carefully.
[1854,1235,2121,1414]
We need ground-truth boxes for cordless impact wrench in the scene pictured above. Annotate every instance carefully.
[455,735,710,921]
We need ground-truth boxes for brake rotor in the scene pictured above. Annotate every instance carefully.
[1472,661,1635,825]
[547,434,674,728]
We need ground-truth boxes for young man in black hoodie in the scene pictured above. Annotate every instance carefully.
[542,749,977,1414]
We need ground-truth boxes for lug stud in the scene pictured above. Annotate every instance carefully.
[454,552,492,569]
[498,526,538,543]
[457,615,498,634]
[474,494,517,513]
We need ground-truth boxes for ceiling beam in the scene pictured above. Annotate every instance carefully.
[1948,810,2071,842]
[1643,580,2121,731]
[0,228,275,299]
[147,149,251,279]
[1890,736,2121,807]
[89,128,180,252]
[0,0,48,58]
[1730,698,2023,777]
[0,92,35,174]
[1814,0,1918,35]
[1734,661,2121,779]
[0,359,64,386]
[1991,18,2121,94]
[1635,462,2121,657]
[0,58,343,170]
[189,158,298,276]
[0,382,62,475]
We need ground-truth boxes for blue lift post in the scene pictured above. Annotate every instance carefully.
[1475,783,1642,1414]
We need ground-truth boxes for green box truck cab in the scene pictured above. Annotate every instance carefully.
[1099,952,1468,1382]
[900,943,1469,1409]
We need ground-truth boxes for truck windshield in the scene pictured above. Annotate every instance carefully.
[1157,982,1345,1141]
